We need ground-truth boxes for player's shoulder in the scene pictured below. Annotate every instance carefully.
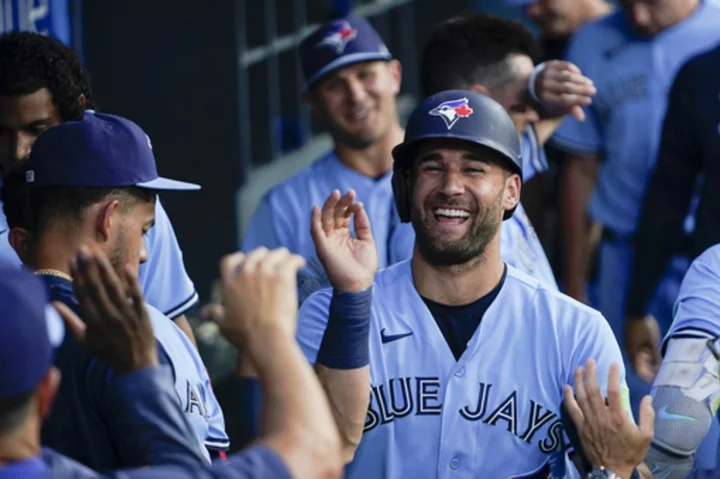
[569,10,627,48]
[505,266,605,323]
[681,244,720,288]
[677,41,720,80]
[262,151,338,206]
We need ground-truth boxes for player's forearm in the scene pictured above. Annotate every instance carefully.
[248,325,343,479]
[562,155,599,299]
[312,288,373,463]
[315,364,371,463]
[534,117,565,145]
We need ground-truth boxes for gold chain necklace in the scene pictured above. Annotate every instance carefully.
[34,269,73,282]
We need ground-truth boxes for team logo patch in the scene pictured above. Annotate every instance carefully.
[317,21,357,54]
[429,97,474,130]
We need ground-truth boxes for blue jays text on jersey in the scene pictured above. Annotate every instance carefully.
[297,260,629,478]
[38,274,226,470]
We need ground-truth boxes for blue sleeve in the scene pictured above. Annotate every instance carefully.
[550,27,603,156]
[684,470,720,479]
[241,193,287,252]
[567,311,631,418]
[296,288,333,364]
[139,198,199,319]
[664,246,720,345]
[93,365,207,468]
[109,445,292,479]
[520,125,548,183]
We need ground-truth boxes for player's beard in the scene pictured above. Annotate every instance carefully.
[411,190,503,268]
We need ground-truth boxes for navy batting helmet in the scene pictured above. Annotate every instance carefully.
[391,90,522,222]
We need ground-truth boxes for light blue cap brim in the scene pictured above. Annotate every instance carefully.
[136,177,201,191]
[305,51,393,90]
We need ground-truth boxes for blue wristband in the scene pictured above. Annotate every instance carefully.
[316,287,372,369]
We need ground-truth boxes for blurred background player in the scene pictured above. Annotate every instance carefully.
[550,0,720,420]
[624,44,720,381]
[13,111,228,469]
[295,90,630,477]
[240,17,404,303]
[0,31,199,345]
[389,12,596,288]
[500,0,613,282]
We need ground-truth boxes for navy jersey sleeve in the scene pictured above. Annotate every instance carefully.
[90,364,207,468]
[109,445,291,479]
[625,55,703,316]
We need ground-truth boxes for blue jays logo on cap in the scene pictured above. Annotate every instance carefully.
[429,97,475,130]
[317,20,358,54]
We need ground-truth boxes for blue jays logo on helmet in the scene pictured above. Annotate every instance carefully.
[317,20,358,54]
[429,97,475,130]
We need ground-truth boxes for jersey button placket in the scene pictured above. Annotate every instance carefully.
[450,457,461,470]
[454,366,465,377]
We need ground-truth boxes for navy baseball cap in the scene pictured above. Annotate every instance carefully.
[26,111,200,191]
[0,266,64,400]
[299,17,392,89]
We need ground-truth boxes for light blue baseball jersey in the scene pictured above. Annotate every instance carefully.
[388,126,558,289]
[0,196,198,318]
[146,304,229,459]
[242,152,398,301]
[662,244,720,346]
[552,1,720,236]
[297,261,628,478]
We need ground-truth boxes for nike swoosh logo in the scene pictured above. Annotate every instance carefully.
[380,328,413,344]
[657,405,698,422]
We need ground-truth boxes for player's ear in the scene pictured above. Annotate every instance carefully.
[388,59,402,95]
[95,199,121,242]
[502,173,521,213]
[468,83,490,96]
[78,93,87,111]
[8,227,31,263]
[36,366,61,419]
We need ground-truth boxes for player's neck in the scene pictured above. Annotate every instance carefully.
[582,0,612,24]
[30,228,89,276]
[411,240,505,306]
[334,123,404,178]
[0,418,41,467]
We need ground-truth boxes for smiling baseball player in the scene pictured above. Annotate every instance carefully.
[297,90,630,478]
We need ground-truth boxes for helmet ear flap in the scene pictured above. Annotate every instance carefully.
[392,166,412,223]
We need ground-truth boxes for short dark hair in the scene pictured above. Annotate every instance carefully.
[421,13,539,97]
[0,32,94,121]
[0,390,34,435]
[28,186,156,237]
[1,159,31,229]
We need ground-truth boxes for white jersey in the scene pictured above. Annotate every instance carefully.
[298,260,629,478]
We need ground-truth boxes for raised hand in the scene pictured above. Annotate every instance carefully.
[52,245,157,376]
[563,359,654,479]
[310,189,378,293]
[534,60,596,121]
[217,247,306,347]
